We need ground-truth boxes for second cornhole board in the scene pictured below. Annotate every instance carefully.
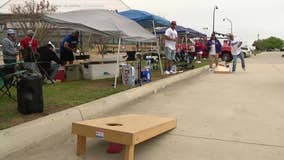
[72,114,177,160]
[214,65,231,74]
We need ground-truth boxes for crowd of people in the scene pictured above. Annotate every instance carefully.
[163,21,246,74]
[1,29,80,83]
[1,23,246,85]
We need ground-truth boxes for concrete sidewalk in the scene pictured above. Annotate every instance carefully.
[4,52,284,160]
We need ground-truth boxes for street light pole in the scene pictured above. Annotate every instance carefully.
[213,6,218,33]
[223,18,233,34]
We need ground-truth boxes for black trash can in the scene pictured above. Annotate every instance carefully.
[17,73,44,114]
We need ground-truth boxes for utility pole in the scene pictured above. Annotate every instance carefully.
[212,6,218,33]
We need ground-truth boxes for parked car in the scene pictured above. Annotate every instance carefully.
[220,40,232,62]
[220,41,253,62]
[241,47,252,58]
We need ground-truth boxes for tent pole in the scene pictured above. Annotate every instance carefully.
[114,37,121,88]
[152,20,164,75]
[185,32,188,46]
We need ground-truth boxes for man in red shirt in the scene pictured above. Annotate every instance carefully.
[20,30,39,62]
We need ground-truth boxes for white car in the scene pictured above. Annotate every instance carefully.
[241,47,252,58]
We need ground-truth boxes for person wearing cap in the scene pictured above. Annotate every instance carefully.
[207,33,222,71]
[37,42,61,83]
[164,21,178,75]
[60,31,79,65]
[1,29,17,73]
[229,34,246,72]
[20,30,39,62]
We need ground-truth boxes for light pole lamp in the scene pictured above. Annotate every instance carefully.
[213,5,218,33]
[223,18,233,34]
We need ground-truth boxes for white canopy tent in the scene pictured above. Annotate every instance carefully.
[42,9,157,88]
[0,0,130,13]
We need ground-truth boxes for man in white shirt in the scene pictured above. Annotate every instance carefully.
[164,21,178,74]
[229,34,246,72]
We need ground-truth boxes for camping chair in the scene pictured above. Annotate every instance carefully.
[0,64,28,101]
[0,65,17,101]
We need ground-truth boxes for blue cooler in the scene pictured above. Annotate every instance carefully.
[143,67,151,82]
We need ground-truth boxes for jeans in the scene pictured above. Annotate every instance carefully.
[232,52,245,72]
[49,63,59,80]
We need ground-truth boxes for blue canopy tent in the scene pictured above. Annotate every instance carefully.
[119,9,171,75]
[118,9,170,28]
[156,25,206,38]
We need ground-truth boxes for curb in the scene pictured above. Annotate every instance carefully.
[0,66,207,159]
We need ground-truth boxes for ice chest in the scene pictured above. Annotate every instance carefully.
[65,64,83,81]
[54,68,65,82]
[82,61,118,80]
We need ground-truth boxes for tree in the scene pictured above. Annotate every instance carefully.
[253,36,284,51]
[9,0,57,43]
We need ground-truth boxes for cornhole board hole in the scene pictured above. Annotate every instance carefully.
[72,114,177,160]
[214,64,231,74]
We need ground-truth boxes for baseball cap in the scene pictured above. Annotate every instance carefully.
[7,29,16,34]
[27,30,34,36]
[48,41,55,48]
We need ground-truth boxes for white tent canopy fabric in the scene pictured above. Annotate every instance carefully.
[0,0,130,13]
[42,9,158,88]
[42,9,157,42]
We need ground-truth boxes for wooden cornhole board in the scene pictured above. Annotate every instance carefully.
[72,114,177,160]
[214,64,231,74]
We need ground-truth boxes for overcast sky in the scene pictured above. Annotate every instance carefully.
[123,0,284,46]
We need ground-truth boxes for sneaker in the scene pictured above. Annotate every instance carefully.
[196,61,201,64]
[208,68,213,72]
[170,70,177,74]
[44,80,52,84]
[164,70,171,75]
[51,79,56,83]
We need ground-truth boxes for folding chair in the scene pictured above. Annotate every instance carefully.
[0,66,16,101]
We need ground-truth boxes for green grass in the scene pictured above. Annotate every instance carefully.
[0,79,129,130]
[0,60,208,130]
[194,59,209,68]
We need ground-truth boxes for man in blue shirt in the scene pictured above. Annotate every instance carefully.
[207,33,222,71]
[60,31,79,65]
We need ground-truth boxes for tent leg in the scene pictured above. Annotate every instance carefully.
[152,20,164,75]
[114,38,121,88]
[157,41,163,75]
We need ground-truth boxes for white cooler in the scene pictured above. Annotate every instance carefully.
[82,61,118,80]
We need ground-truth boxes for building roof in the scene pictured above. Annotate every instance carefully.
[0,0,130,13]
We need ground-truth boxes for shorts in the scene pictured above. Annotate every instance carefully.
[60,50,74,62]
[209,53,219,58]
[197,51,203,55]
[165,47,176,61]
